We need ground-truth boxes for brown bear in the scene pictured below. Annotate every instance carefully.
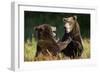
[61,15,84,59]
[34,24,72,60]
[34,24,60,58]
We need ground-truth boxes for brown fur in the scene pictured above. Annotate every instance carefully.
[61,15,83,58]
[34,24,60,59]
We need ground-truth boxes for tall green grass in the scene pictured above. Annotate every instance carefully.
[24,38,37,61]
[82,38,90,58]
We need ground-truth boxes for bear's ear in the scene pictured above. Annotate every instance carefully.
[73,15,77,20]
[63,18,67,22]
[34,26,38,30]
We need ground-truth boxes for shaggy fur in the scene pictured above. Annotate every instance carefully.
[61,15,83,58]
[34,24,60,58]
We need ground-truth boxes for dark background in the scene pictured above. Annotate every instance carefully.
[24,11,90,41]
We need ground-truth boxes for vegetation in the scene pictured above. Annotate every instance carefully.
[24,38,90,61]
[24,38,37,61]
[24,11,90,61]
[82,38,90,58]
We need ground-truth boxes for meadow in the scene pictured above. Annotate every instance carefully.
[24,11,90,61]
[24,38,90,61]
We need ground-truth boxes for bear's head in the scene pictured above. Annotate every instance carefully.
[34,24,60,57]
[34,24,58,41]
[63,15,80,35]
[34,24,53,40]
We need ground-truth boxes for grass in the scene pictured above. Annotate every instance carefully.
[24,38,90,61]
[24,38,37,61]
[82,38,90,59]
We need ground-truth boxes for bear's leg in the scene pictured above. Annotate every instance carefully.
[61,41,74,58]
[61,40,83,59]
[72,41,83,58]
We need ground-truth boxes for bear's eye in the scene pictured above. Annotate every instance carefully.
[66,21,71,25]
[68,21,73,25]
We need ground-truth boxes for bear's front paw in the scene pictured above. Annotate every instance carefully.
[67,37,72,43]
